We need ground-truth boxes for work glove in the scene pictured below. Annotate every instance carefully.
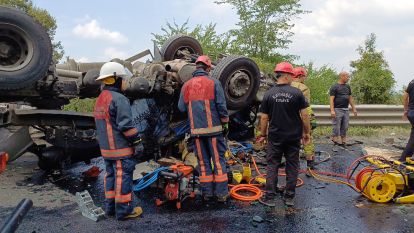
[255,135,266,144]
[132,137,143,146]
[222,123,229,138]
[184,133,195,152]
[131,136,144,161]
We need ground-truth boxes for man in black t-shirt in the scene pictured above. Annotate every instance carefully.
[257,61,311,207]
[400,79,414,161]
[329,72,357,145]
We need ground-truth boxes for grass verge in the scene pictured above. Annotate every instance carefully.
[313,126,411,137]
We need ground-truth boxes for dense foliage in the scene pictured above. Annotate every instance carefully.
[350,33,395,104]
[0,0,64,61]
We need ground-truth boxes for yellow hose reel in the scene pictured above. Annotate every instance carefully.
[355,158,412,203]
[364,175,397,203]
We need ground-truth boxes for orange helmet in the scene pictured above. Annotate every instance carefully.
[195,55,212,68]
[293,67,307,78]
[274,62,294,75]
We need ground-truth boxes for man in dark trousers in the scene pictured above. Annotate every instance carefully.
[94,62,143,220]
[178,55,230,202]
[400,79,414,162]
[329,72,357,145]
[257,61,311,207]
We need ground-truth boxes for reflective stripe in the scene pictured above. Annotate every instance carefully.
[220,117,229,123]
[115,160,123,203]
[188,102,195,129]
[105,190,115,199]
[104,172,115,198]
[191,126,222,135]
[106,120,115,149]
[115,193,132,203]
[199,175,214,183]
[195,138,206,177]
[104,171,107,191]
[94,111,107,119]
[205,100,213,128]
[123,128,138,137]
[104,172,107,194]
[101,148,134,158]
[214,173,228,183]
[212,137,223,176]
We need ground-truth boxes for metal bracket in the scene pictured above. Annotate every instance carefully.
[75,190,105,222]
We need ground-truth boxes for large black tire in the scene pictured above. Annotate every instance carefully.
[160,35,203,61]
[0,6,52,90]
[211,56,260,110]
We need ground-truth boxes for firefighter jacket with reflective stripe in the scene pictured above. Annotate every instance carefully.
[94,86,140,160]
[178,70,229,137]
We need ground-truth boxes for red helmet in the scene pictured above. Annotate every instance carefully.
[293,67,307,78]
[274,62,294,75]
[195,55,212,68]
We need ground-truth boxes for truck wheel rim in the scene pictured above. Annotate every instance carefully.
[0,23,34,72]
[227,70,251,98]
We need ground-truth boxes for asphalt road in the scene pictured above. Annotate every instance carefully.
[1,142,414,233]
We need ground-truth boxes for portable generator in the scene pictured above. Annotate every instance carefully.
[155,164,196,209]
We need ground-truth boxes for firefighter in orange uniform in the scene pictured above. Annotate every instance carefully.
[178,55,230,202]
[94,62,142,220]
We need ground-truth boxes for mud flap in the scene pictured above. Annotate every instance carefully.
[0,126,33,161]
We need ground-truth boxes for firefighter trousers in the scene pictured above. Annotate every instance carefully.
[104,157,136,220]
[194,134,228,197]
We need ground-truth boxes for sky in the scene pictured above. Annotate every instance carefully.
[32,0,414,89]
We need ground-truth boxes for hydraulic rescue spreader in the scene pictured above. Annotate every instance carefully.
[353,157,414,204]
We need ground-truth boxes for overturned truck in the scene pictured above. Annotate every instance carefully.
[0,6,262,170]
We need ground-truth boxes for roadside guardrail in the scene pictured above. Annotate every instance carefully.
[312,105,409,126]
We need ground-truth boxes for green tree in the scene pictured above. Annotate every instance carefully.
[215,0,305,60]
[152,19,230,60]
[152,19,190,46]
[350,33,395,104]
[304,63,338,104]
[0,0,64,61]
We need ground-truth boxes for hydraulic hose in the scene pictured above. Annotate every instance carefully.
[229,184,263,201]
[133,167,169,192]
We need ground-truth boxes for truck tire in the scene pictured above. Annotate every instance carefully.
[0,6,52,90]
[160,35,203,61]
[211,56,260,110]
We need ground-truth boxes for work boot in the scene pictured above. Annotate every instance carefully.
[306,160,315,169]
[276,186,285,197]
[306,160,315,177]
[216,194,229,203]
[122,207,143,220]
[259,193,276,207]
[105,211,115,218]
[283,196,295,207]
[203,195,213,202]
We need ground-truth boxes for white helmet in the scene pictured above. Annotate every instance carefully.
[96,62,129,81]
